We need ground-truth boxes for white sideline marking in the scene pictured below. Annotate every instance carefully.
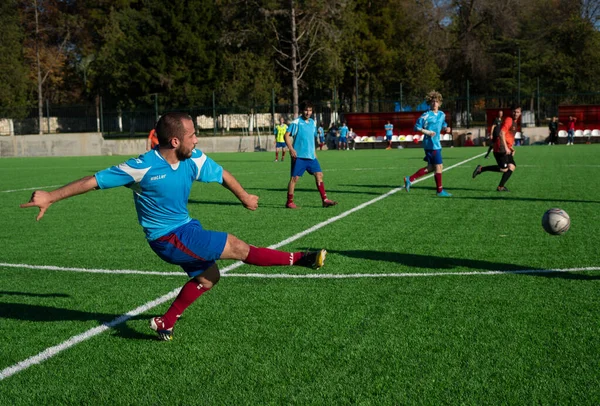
[0,152,485,380]
[2,185,63,193]
[3,262,599,279]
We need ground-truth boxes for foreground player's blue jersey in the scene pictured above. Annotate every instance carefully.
[414,110,447,150]
[288,116,317,159]
[95,149,223,241]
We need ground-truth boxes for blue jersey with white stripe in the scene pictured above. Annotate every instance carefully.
[414,110,447,150]
[288,116,317,159]
[94,149,223,241]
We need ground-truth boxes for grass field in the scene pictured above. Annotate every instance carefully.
[1,145,599,404]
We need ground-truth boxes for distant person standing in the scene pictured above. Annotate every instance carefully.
[146,128,159,151]
[338,122,349,150]
[472,105,521,192]
[403,91,452,197]
[464,136,475,147]
[284,101,338,209]
[484,110,503,159]
[384,120,394,149]
[274,117,288,161]
[317,124,325,150]
[548,116,560,145]
[567,115,576,145]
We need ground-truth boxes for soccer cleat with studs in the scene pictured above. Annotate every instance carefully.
[436,189,452,197]
[286,202,298,209]
[472,165,482,179]
[496,186,510,192]
[295,249,327,270]
[322,199,338,208]
[150,317,173,341]
[404,176,411,192]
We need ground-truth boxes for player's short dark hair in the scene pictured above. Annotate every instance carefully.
[156,112,193,147]
[510,104,522,112]
[300,100,313,110]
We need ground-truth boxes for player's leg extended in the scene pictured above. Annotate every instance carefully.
[286,176,299,208]
[221,234,326,269]
[498,162,515,191]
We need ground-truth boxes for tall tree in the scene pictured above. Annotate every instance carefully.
[0,0,29,119]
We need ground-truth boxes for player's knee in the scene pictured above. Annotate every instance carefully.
[195,263,220,288]
[223,234,250,260]
[509,164,516,171]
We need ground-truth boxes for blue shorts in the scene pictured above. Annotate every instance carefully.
[339,137,347,143]
[275,142,287,148]
[291,157,322,177]
[386,135,392,141]
[318,137,325,143]
[423,149,443,165]
[149,219,228,277]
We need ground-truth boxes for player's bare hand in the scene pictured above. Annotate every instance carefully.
[242,194,259,211]
[290,149,297,159]
[20,190,52,221]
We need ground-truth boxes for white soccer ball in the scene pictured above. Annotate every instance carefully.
[542,208,571,235]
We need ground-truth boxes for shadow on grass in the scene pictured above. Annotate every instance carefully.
[0,303,160,340]
[246,186,384,196]
[0,291,70,298]
[327,249,600,280]
[453,196,600,204]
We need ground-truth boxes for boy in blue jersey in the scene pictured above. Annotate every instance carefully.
[284,101,338,209]
[384,121,394,149]
[21,112,327,341]
[404,91,452,197]
[338,122,349,150]
[274,116,288,162]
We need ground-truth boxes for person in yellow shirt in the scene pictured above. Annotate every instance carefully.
[274,117,288,162]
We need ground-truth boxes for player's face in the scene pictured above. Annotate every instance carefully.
[302,107,313,120]
[512,108,522,121]
[430,100,440,110]
[176,119,198,160]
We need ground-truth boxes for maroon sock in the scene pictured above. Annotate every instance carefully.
[287,193,294,204]
[317,181,327,201]
[409,167,428,182]
[245,246,302,266]
[163,279,209,328]
[275,151,279,160]
[434,173,443,192]
[282,151,285,159]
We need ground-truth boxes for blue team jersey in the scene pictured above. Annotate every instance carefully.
[288,116,317,159]
[414,110,447,150]
[94,149,224,241]
[317,126,324,140]
[385,124,394,136]
[339,125,349,138]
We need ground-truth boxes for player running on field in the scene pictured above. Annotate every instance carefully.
[472,105,521,192]
[317,124,325,150]
[21,112,327,341]
[274,116,288,162]
[284,100,338,209]
[404,91,452,197]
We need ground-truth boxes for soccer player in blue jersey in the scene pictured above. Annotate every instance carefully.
[284,101,338,209]
[338,122,349,150]
[404,91,452,197]
[21,112,327,341]
[274,116,288,162]
[384,120,394,149]
[317,124,325,150]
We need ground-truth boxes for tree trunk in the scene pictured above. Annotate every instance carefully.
[290,0,299,118]
[35,0,43,134]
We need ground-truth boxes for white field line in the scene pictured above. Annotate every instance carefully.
[2,185,64,193]
[2,262,598,279]
[0,152,485,381]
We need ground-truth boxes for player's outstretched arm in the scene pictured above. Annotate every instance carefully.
[20,175,99,221]
[221,170,258,211]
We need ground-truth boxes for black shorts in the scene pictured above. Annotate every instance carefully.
[493,152,516,169]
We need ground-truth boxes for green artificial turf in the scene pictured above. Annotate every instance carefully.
[1,145,599,404]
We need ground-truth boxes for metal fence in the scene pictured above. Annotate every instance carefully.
[3,92,600,136]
